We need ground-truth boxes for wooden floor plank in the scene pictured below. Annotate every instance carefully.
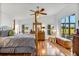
[53,43,71,56]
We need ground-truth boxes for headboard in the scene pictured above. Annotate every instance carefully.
[0,26,14,37]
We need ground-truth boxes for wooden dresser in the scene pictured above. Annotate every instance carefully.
[73,34,79,55]
[38,31,45,41]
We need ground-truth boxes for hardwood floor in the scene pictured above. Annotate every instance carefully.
[37,41,47,56]
[48,40,72,56]
[52,43,71,56]
[37,40,71,56]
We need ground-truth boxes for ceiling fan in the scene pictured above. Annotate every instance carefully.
[30,6,47,16]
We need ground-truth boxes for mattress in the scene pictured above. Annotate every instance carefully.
[0,33,36,55]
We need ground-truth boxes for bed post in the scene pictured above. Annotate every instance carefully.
[13,19,15,30]
[35,12,38,55]
[30,6,47,55]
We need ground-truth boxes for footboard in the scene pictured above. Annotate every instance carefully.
[0,46,36,56]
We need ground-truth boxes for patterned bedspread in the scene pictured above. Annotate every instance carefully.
[0,33,36,55]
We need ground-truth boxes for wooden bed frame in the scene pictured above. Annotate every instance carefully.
[0,47,36,56]
[0,53,32,56]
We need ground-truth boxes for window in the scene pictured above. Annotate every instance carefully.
[61,15,76,39]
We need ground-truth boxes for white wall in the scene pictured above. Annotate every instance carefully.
[1,13,14,27]
[0,4,1,25]
[55,4,79,36]
[39,15,57,39]
[1,14,33,33]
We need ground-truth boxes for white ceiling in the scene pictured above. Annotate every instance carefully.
[1,3,77,20]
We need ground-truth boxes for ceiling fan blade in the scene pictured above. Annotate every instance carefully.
[40,8,45,12]
[40,13,47,15]
[30,10,35,12]
[30,14,35,15]
[37,6,40,10]
[37,6,41,13]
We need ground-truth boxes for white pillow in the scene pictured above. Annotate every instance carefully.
[0,37,11,47]
[0,37,4,47]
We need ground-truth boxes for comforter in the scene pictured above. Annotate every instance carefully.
[0,33,36,55]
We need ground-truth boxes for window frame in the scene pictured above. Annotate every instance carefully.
[61,15,76,39]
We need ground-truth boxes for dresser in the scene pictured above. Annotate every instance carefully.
[73,34,79,55]
[38,31,45,41]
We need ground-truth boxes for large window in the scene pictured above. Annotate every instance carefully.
[61,15,76,39]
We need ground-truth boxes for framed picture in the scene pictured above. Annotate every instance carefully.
[22,24,29,33]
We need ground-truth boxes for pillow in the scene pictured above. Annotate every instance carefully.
[0,37,11,47]
[0,30,9,37]
[0,26,13,37]
[0,38,4,47]
[8,30,14,36]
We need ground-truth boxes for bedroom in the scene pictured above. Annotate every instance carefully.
[0,3,79,56]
